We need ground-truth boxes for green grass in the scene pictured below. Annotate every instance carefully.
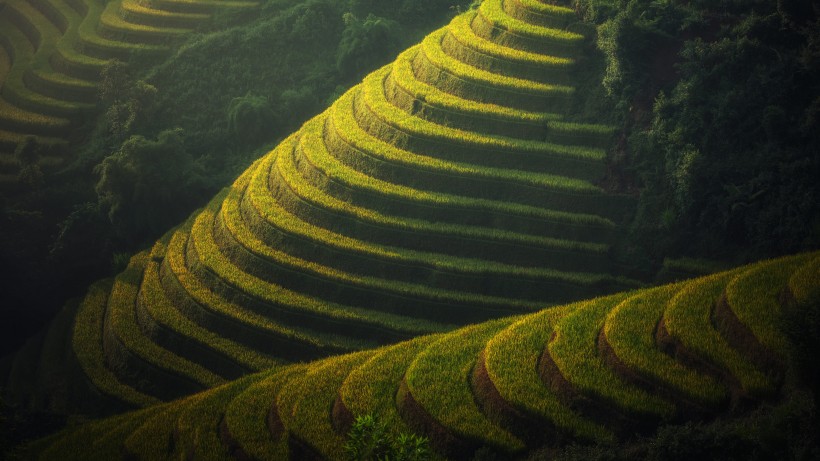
[663,271,774,397]
[404,318,525,453]
[71,278,160,408]
[723,254,813,359]
[484,302,614,443]
[603,285,728,406]
[548,293,675,419]
[224,365,307,461]
[277,351,377,460]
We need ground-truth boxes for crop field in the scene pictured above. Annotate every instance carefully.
[0,0,656,416]
[0,0,259,193]
[26,250,820,460]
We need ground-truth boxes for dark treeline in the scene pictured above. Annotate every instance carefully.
[0,0,470,356]
[577,0,820,271]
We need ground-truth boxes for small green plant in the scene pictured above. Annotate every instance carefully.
[344,413,431,461]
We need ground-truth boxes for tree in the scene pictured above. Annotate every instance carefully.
[94,129,208,243]
[226,92,279,146]
[336,13,401,79]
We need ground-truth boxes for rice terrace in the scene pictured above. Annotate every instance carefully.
[0,0,818,459]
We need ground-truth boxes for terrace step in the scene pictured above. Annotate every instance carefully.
[274,129,613,278]
[71,278,160,409]
[443,11,575,84]
[148,0,259,15]
[297,115,613,258]
[481,302,612,445]
[101,252,222,401]
[276,351,376,459]
[357,68,606,185]
[37,406,163,461]
[1,1,96,113]
[502,0,577,29]
[335,336,439,435]
[415,28,574,113]
[400,319,524,459]
[243,148,631,312]
[387,46,556,140]
[472,0,584,57]
[190,191,453,342]
[602,285,729,413]
[97,0,191,45]
[717,255,813,373]
[546,294,675,431]
[74,0,168,60]
[329,89,631,222]
[27,0,110,80]
[161,220,374,362]
[171,376,255,460]
[223,365,307,461]
[786,254,820,306]
[136,254,276,380]
[120,0,208,29]
[122,398,196,459]
[660,271,775,399]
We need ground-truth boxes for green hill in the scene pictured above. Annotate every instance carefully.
[22,250,820,459]
[2,0,641,413]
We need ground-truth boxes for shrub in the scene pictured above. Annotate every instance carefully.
[344,413,431,461]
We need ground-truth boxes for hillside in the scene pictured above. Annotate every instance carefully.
[0,0,259,192]
[20,250,820,460]
[1,0,644,414]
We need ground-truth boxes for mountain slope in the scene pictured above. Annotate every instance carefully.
[27,250,820,460]
[2,0,644,413]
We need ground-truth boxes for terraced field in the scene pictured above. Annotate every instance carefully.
[1,0,649,413]
[27,251,820,460]
[0,0,258,192]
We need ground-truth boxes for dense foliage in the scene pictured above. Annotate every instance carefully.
[576,0,820,267]
[344,413,431,461]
